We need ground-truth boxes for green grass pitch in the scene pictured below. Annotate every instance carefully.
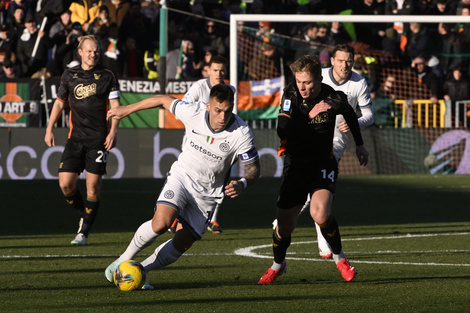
[1,176,469,312]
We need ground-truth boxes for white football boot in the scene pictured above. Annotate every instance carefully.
[141,279,155,290]
[70,233,87,245]
[105,258,123,283]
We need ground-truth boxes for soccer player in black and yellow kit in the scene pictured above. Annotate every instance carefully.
[258,55,369,284]
[45,35,120,245]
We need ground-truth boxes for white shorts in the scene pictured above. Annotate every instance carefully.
[156,170,223,239]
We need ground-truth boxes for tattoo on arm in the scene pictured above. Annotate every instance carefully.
[243,159,261,187]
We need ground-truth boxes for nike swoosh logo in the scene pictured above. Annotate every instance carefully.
[85,208,93,214]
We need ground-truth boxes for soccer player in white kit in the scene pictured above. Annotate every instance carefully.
[105,84,260,289]
[275,44,374,259]
[180,55,235,234]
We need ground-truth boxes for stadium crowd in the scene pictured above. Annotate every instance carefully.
[0,0,469,106]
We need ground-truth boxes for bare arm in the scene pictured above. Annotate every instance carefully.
[225,159,261,198]
[104,98,120,151]
[44,99,66,147]
[107,95,177,120]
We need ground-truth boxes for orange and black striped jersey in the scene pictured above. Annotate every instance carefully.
[57,64,120,140]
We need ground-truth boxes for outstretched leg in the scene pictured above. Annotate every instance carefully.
[141,226,196,272]
[105,204,178,283]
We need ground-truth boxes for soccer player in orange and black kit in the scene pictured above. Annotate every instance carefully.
[44,35,120,245]
[258,55,369,284]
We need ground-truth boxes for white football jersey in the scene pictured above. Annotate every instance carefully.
[168,99,258,199]
[322,67,374,160]
[183,78,236,105]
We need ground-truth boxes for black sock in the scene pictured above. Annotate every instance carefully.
[319,216,342,254]
[64,189,85,217]
[272,231,291,264]
[78,197,100,237]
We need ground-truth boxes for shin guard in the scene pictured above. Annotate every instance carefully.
[319,217,342,254]
[64,189,85,217]
[272,231,291,264]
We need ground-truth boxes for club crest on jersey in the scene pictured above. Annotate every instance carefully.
[219,142,230,152]
[94,74,101,80]
[283,99,291,111]
[310,111,330,124]
[164,190,175,199]
[74,83,97,99]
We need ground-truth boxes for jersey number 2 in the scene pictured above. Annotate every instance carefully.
[95,150,109,163]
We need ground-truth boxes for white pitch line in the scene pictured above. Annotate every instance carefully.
[238,254,470,267]
[340,232,470,242]
[296,250,470,255]
[0,254,120,259]
[2,233,469,267]
[0,253,236,259]
[233,232,470,267]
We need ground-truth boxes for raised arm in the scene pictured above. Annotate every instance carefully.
[107,95,177,120]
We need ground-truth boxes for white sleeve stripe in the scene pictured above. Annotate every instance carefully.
[170,99,181,115]
[240,156,259,164]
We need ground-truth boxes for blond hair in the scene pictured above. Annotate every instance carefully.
[78,35,100,51]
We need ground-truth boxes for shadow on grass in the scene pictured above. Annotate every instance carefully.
[2,176,470,235]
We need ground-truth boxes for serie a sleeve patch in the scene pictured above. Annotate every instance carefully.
[240,148,259,162]
[282,99,291,111]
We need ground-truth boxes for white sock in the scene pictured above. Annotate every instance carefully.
[333,251,346,263]
[141,238,183,272]
[211,204,221,222]
[315,222,330,249]
[315,222,322,241]
[120,220,158,260]
[271,260,284,271]
[299,194,310,215]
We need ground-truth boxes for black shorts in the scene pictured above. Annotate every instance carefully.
[277,156,338,210]
[58,138,108,175]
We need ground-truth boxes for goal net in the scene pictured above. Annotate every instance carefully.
[230,14,470,175]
